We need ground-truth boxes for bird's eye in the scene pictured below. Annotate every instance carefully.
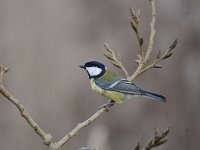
[88,64,96,67]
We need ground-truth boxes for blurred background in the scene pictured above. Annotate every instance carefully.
[0,0,200,149]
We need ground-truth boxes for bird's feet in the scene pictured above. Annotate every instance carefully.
[99,100,115,112]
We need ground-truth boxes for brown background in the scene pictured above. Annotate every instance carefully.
[0,0,200,150]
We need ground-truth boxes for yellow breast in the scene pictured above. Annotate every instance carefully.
[90,79,126,104]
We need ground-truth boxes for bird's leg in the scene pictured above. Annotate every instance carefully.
[99,100,115,112]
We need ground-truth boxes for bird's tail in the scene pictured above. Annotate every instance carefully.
[141,90,166,102]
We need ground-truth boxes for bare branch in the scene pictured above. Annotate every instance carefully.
[55,102,114,148]
[144,126,170,150]
[57,109,106,147]
[134,126,170,150]
[104,43,130,78]
[145,0,157,63]
[128,0,157,81]
[132,39,177,78]
[161,39,177,60]
[0,66,54,146]
[128,1,178,81]
[130,8,144,58]
[104,0,166,82]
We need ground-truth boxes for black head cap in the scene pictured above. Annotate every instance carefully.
[80,61,106,79]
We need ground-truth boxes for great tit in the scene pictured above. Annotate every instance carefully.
[80,61,166,105]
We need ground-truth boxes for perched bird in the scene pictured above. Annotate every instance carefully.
[80,61,166,107]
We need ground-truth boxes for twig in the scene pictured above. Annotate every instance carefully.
[144,126,170,150]
[134,126,170,150]
[130,8,144,58]
[55,105,112,147]
[130,39,177,79]
[0,66,53,146]
[104,0,159,81]
[104,0,177,83]
[128,0,157,81]
[104,43,130,78]
[145,0,157,63]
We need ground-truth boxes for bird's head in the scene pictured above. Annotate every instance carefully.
[80,61,106,79]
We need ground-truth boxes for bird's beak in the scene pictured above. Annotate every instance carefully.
[79,65,85,69]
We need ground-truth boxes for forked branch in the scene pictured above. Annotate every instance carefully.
[129,39,177,79]
[104,43,129,78]
[104,0,177,82]
[0,66,53,145]
[0,66,113,150]
[134,126,170,150]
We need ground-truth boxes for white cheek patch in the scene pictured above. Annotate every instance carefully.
[86,67,102,76]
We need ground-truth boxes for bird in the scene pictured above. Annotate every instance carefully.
[80,61,166,108]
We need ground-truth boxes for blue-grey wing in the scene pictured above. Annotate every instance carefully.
[94,79,115,89]
[95,79,142,95]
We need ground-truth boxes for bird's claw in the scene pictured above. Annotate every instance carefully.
[99,100,115,112]
[99,103,111,112]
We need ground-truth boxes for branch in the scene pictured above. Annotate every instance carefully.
[104,0,176,81]
[145,0,157,63]
[130,8,144,58]
[128,0,157,81]
[103,43,130,78]
[0,66,53,146]
[55,104,113,147]
[144,126,170,150]
[130,39,177,79]
[134,126,170,150]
